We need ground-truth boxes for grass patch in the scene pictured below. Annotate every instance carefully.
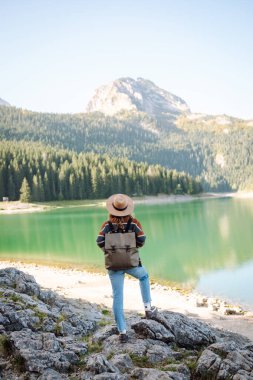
[0,292,27,309]
[81,332,103,355]
[56,314,66,323]
[129,353,184,372]
[186,358,198,373]
[0,335,12,357]
[53,313,67,336]
[129,354,151,368]
[28,306,49,329]
[211,348,228,360]
[98,319,112,327]
[106,352,115,360]
[101,308,111,316]
[157,357,179,371]
[35,310,48,321]
[9,294,22,303]
[87,341,103,354]
[13,354,26,372]
[53,323,62,336]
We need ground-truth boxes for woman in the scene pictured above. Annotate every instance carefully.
[96,193,157,343]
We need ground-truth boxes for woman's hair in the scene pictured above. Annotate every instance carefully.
[109,214,131,230]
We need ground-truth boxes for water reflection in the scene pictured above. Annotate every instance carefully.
[218,214,230,240]
[196,260,253,308]
[1,198,253,306]
[136,198,253,288]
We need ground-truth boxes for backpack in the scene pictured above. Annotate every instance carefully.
[104,217,140,270]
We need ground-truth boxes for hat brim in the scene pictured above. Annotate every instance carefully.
[106,194,134,216]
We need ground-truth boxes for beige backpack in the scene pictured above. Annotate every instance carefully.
[104,218,140,270]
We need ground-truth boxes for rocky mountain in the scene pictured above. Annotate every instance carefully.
[86,77,190,119]
[0,97,10,106]
[1,267,253,379]
[0,78,252,192]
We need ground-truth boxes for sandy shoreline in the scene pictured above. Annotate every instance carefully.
[0,192,249,215]
[0,201,50,214]
[0,260,252,341]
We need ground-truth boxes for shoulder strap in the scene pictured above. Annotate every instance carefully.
[107,218,132,233]
[107,220,115,233]
[125,217,132,232]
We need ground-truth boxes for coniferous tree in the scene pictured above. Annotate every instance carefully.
[32,175,40,201]
[7,172,16,200]
[0,166,4,200]
[0,140,202,201]
[20,177,32,203]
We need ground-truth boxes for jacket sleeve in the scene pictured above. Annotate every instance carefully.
[132,218,146,248]
[96,221,108,250]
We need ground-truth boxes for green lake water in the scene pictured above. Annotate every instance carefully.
[1,197,253,309]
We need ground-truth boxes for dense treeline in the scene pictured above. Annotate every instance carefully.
[0,106,252,191]
[0,141,202,201]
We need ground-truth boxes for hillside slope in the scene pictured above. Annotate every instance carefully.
[0,78,252,191]
[0,97,10,106]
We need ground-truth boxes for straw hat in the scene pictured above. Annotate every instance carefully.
[106,194,134,216]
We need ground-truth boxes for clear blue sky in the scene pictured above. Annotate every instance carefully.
[1,0,253,118]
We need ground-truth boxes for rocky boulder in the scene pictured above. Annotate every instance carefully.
[195,341,253,379]
[132,311,216,349]
[1,267,253,380]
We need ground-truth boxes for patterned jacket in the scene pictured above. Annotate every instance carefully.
[96,216,146,250]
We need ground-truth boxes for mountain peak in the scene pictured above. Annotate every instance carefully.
[0,97,10,107]
[86,77,190,118]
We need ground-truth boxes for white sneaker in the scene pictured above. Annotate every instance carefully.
[145,306,158,319]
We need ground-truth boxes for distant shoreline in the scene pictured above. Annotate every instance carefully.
[2,191,253,215]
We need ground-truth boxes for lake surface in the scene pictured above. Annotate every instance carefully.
[1,197,253,309]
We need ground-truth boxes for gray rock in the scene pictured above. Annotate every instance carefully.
[131,319,175,343]
[0,359,9,370]
[163,363,191,377]
[0,268,40,297]
[209,340,238,356]
[0,97,10,106]
[8,328,82,373]
[37,368,68,379]
[102,333,149,358]
[92,325,119,344]
[93,373,129,380]
[196,341,253,379]
[244,343,253,352]
[0,284,97,337]
[2,268,253,380]
[79,372,94,380]
[164,372,190,380]
[195,348,222,377]
[215,329,251,347]
[146,344,175,363]
[86,77,190,119]
[131,367,180,379]
[57,336,87,355]
[86,353,119,375]
[39,289,57,305]
[110,353,134,373]
[149,310,216,348]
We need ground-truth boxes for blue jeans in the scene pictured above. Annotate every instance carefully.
[108,266,151,333]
